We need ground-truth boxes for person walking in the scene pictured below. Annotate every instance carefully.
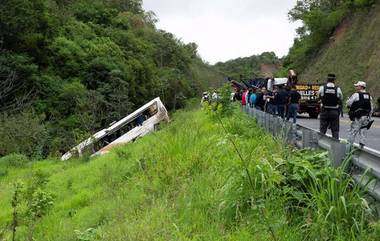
[318,74,343,140]
[347,81,374,148]
[286,85,301,123]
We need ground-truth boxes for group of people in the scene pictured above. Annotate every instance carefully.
[233,73,376,148]
[234,84,302,124]
[201,91,219,104]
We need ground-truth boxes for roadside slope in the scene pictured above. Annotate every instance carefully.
[0,106,378,240]
[300,4,380,97]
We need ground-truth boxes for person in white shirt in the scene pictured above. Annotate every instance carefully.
[347,81,373,148]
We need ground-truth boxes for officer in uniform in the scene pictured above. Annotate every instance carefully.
[318,74,343,139]
[347,81,373,148]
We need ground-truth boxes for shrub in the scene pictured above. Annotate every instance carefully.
[0,111,47,158]
[0,153,30,168]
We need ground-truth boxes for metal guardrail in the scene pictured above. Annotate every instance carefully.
[243,106,380,201]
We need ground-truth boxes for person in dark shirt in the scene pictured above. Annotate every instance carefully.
[255,87,267,111]
[276,86,289,119]
[286,86,301,123]
[266,88,277,114]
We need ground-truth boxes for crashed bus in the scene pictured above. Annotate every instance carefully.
[61,97,169,161]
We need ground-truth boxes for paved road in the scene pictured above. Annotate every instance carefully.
[297,115,380,151]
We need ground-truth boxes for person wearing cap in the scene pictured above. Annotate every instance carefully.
[318,74,343,139]
[347,81,373,148]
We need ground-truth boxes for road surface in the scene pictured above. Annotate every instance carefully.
[297,115,380,151]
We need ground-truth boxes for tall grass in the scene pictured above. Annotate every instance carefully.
[0,106,379,240]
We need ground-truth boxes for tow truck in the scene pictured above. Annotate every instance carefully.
[268,70,322,118]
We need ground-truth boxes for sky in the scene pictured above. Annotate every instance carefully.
[142,0,301,64]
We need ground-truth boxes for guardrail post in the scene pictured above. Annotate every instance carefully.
[302,127,319,148]
[273,116,281,137]
[295,127,303,149]
[318,135,346,167]
[257,111,261,127]
[283,121,295,143]
[268,114,274,134]
[265,113,270,132]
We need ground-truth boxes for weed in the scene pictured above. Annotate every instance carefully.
[11,180,23,241]
[74,228,96,241]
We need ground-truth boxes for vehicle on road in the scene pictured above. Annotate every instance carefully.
[268,70,322,118]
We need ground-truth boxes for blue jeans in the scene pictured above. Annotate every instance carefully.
[287,104,299,123]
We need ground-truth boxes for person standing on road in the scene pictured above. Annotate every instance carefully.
[286,85,301,123]
[347,81,374,148]
[318,74,343,140]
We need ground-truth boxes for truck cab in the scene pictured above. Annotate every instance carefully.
[295,84,321,118]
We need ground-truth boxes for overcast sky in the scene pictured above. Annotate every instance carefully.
[142,0,301,64]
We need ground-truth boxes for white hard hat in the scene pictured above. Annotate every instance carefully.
[354,81,366,88]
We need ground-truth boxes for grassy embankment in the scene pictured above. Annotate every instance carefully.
[0,105,379,241]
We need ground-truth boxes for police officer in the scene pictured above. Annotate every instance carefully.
[347,81,373,148]
[318,74,343,139]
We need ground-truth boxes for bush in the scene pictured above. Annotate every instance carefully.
[0,111,47,158]
[0,153,30,168]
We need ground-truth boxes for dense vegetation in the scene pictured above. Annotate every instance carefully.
[0,103,379,241]
[0,0,223,158]
[214,52,281,81]
[283,0,378,81]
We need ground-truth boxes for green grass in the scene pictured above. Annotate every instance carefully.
[0,106,379,241]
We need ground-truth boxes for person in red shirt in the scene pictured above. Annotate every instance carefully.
[241,89,248,106]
